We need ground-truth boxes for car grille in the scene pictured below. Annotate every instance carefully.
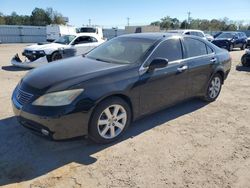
[16,88,34,105]
[23,49,33,54]
[22,50,45,61]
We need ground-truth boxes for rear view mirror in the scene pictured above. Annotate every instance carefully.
[148,58,168,72]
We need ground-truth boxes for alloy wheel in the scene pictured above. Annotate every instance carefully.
[208,76,221,99]
[97,104,127,139]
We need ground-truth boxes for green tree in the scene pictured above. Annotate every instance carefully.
[180,20,188,29]
[30,8,51,26]
[53,14,66,25]
[150,21,161,26]
[151,16,180,30]
[46,8,66,25]
[0,12,6,24]
[160,16,172,29]
[170,18,180,29]
[224,24,237,31]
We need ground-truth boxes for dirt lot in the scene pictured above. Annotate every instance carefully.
[0,44,250,188]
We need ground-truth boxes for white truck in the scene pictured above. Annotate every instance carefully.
[46,25,76,42]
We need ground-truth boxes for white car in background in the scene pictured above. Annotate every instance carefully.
[204,34,214,42]
[11,33,105,68]
[167,29,207,40]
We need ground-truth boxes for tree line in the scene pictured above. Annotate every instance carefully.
[151,16,250,31]
[0,8,66,26]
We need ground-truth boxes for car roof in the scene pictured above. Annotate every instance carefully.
[119,32,181,40]
[221,31,242,34]
[168,29,204,33]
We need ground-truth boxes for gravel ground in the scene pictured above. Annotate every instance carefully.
[0,44,250,188]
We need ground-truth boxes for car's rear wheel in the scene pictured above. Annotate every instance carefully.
[51,52,62,62]
[241,43,246,50]
[202,73,222,102]
[89,97,131,144]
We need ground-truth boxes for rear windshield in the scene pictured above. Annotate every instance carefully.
[79,28,97,33]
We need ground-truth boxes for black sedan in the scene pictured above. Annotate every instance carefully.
[12,33,231,143]
[212,32,247,51]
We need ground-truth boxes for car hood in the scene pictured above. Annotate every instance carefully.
[25,43,66,51]
[21,56,127,94]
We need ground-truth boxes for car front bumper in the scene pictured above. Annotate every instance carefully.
[212,40,231,49]
[12,95,91,140]
[11,54,48,68]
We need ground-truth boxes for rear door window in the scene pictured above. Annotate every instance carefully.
[74,36,94,44]
[151,39,183,62]
[184,38,207,58]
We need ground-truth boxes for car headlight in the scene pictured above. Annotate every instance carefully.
[32,89,84,106]
[32,50,45,55]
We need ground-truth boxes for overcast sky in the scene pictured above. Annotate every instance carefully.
[1,0,250,28]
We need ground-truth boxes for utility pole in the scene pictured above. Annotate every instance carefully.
[88,19,91,26]
[186,11,191,29]
[127,17,130,26]
[187,11,191,24]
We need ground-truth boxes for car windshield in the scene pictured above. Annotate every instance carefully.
[54,35,76,44]
[86,37,156,64]
[217,33,235,39]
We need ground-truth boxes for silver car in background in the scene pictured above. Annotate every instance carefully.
[167,29,207,40]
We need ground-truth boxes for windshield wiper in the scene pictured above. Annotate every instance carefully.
[95,58,113,63]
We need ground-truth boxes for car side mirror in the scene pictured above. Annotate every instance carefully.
[148,58,168,72]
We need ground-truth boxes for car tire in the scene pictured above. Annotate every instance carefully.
[202,73,222,102]
[228,44,233,51]
[241,54,250,67]
[241,43,246,50]
[89,97,132,144]
[51,52,62,62]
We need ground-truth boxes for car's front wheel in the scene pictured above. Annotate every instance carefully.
[202,73,222,102]
[51,52,62,62]
[89,97,131,144]
[228,44,234,51]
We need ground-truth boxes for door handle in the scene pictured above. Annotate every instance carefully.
[177,65,188,72]
[210,58,217,64]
